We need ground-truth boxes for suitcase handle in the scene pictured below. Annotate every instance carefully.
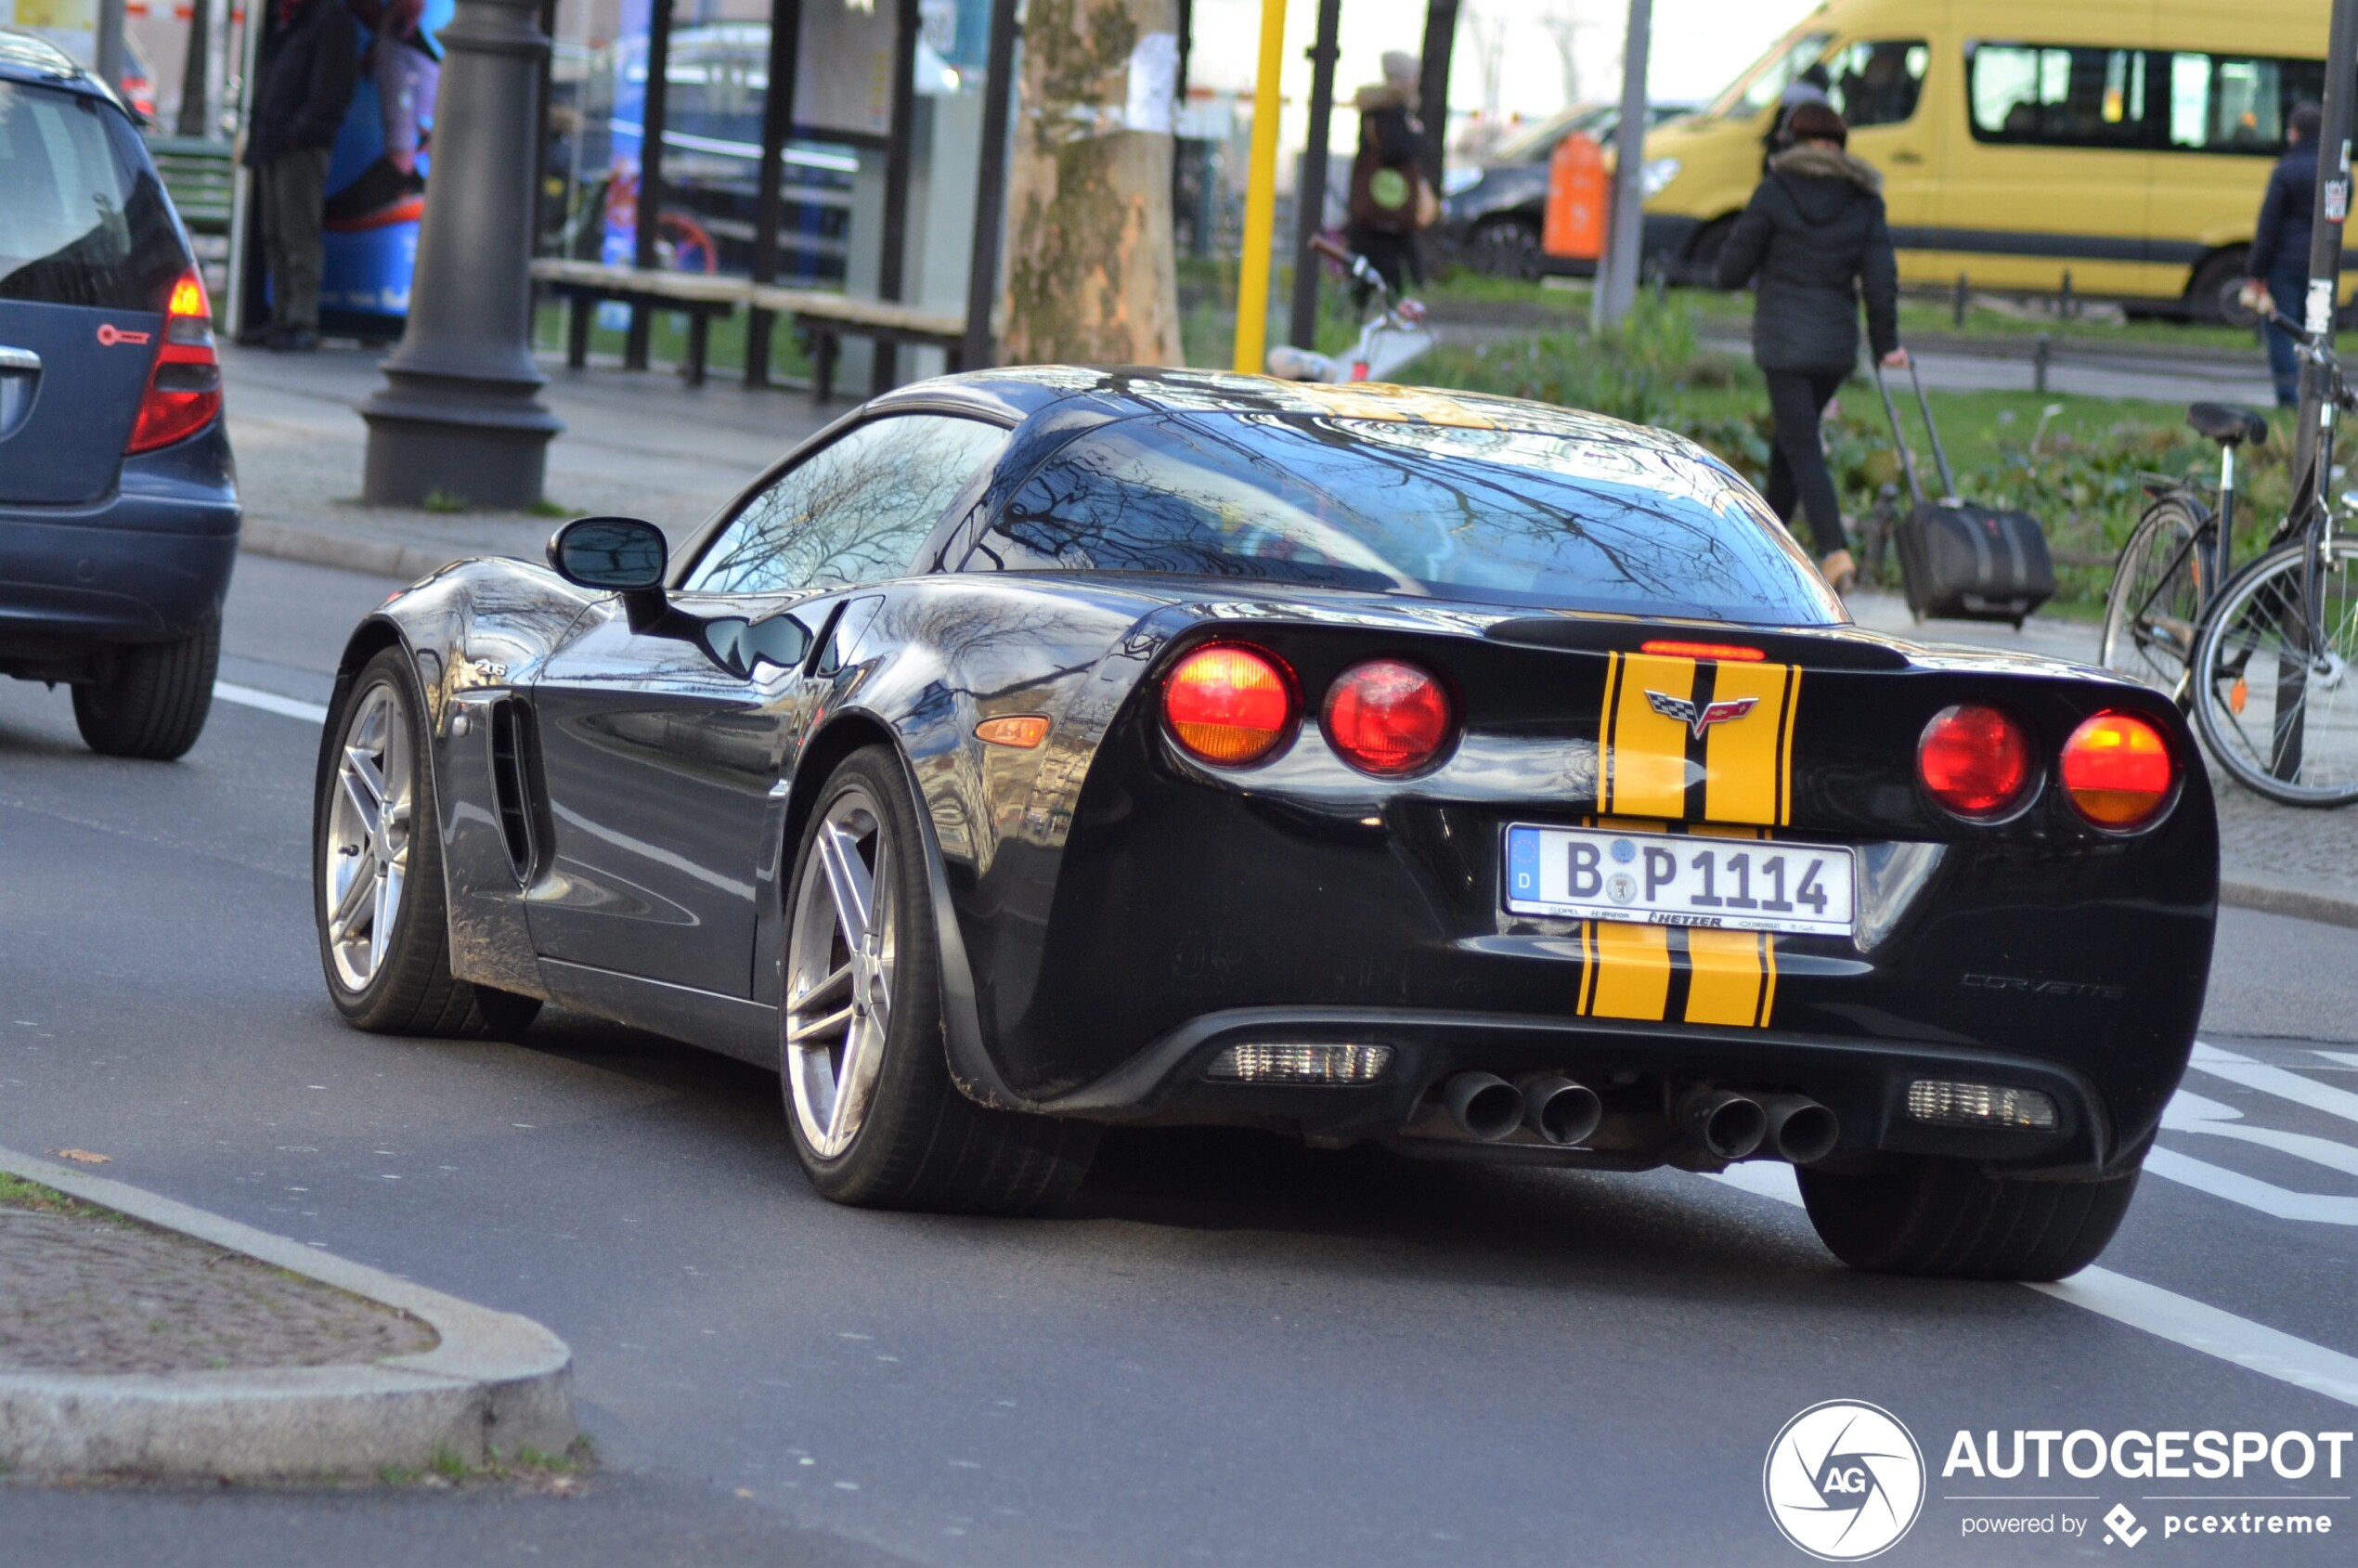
[1904,356,1961,500]
[1872,365,1927,509]
[1872,359,1960,506]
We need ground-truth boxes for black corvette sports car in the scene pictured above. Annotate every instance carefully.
[313,369,2215,1279]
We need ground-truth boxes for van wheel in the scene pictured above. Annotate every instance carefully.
[73,618,220,760]
[2187,250,2256,327]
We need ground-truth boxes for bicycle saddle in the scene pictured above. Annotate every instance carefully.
[2185,402,2270,447]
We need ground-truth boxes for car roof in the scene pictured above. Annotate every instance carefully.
[0,29,113,98]
[876,365,1717,466]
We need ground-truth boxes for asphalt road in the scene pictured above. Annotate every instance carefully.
[3,555,2356,1567]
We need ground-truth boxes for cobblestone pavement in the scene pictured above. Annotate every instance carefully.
[0,1193,435,1376]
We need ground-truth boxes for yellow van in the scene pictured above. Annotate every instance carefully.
[1639,0,2340,318]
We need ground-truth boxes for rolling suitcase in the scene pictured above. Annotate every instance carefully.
[1872,360,2055,626]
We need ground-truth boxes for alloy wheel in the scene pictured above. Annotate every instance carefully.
[322,681,414,992]
[784,786,898,1159]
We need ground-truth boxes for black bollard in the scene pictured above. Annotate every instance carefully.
[359,0,563,510]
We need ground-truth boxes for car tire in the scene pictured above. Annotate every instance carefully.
[1796,1154,2141,1280]
[780,745,1096,1214]
[1469,217,1543,281]
[2187,249,2256,327]
[72,618,220,760]
[313,647,542,1041]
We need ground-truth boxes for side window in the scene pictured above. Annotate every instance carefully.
[1968,45,2149,149]
[1826,41,1928,130]
[684,415,1009,595]
[2166,54,2326,155]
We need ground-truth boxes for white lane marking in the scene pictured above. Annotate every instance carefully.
[214,681,330,724]
[2141,1147,2358,1226]
[2189,1041,2358,1128]
[2318,1050,2358,1070]
[2163,1088,2358,1181]
[1702,1163,2358,1412]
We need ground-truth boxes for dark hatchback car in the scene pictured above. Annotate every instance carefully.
[0,33,236,759]
[1439,102,1692,279]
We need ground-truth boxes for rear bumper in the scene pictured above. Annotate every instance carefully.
[1044,1005,2115,1177]
[0,428,240,661]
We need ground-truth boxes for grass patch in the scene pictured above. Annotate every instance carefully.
[374,1436,596,1491]
[531,300,818,382]
[0,1171,126,1225]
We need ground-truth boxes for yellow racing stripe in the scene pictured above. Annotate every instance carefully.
[1702,662,1797,826]
[1587,920,1672,1020]
[1605,653,1693,818]
[1684,928,1768,1027]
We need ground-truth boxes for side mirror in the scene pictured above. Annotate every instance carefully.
[549,516,668,591]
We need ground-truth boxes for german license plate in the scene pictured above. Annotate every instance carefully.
[1502,823,1858,939]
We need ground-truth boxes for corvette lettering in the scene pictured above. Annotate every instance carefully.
[1962,973,2127,1000]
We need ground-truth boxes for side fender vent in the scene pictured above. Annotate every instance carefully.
[488,698,540,880]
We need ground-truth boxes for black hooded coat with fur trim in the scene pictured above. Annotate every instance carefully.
[1715,145,1899,373]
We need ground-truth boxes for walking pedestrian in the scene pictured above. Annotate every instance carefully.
[2247,100,2322,408]
[1715,101,1905,596]
[242,0,357,352]
[1344,50,1430,305]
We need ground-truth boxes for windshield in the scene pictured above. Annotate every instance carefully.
[1709,31,1834,120]
[0,83,185,310]
[968,413,1843,626]
[1490,105,1596,163]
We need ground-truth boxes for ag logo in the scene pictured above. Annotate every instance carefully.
[1763,1400,1925,1561]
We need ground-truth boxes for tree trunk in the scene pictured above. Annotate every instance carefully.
[999,0,1183,366]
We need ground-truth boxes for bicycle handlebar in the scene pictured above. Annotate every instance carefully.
[1308,235,1354,266]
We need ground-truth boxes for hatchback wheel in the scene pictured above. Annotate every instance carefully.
[781,745,1095,1212]
[313,647,539,1039]
[73,618,219,760]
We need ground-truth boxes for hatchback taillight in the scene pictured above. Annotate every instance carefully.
[1323,658,1453,775]
[126,268,222,454]
[2062,711,2175,829]
[1162,644,1295,765]
[1918,704,2034,820]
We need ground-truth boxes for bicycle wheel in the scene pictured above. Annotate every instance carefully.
[2099,495,2211,700]
[2190,536,2358,806]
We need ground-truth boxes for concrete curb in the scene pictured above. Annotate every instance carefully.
[2221,871,2358,931]
[240,517,475,582]
[0,1146,572,1480]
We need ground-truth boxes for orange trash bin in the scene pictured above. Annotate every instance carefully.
[1544,131,1606,263]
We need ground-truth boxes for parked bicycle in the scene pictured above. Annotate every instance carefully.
[2100,304,2358,806]
[1265,236,1435,385]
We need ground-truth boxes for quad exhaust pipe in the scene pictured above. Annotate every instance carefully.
[1441,1072,1525,1141]
[1761,1093,1840,1165]
[1521,1074,1603,1147]
[1432,1074,1833,1163]
[1673,1088,1840,1164]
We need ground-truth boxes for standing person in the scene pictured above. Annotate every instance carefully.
[2248,101,2322,408]
[242,0,357,352]
[1715,102,1905,595]
[1344,50,1429,305]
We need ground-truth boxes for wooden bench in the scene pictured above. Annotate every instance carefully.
[530,258,750,386]
[527,259,968,399]
[148,136,236,239]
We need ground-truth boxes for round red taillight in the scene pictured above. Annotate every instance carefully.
[2062,711,2175,829]
[1322,658,1454,776]
[1918,704,2034,820]
[1162,644,1295,765]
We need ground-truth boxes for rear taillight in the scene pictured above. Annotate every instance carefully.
[126,267,222,454]
[1918,704,2034,820]
[1163,644,1296,765]
[1322,658,1453,775]
[2062,711,2175,830]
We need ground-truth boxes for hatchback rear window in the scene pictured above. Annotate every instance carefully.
[0,83,186,310]
[966,413,1845,625]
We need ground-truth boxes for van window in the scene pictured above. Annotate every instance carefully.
[2166,54,2326,155]
[1825,41,1928,129]
[1712,32,1833,119]
[1969,45,2149,149]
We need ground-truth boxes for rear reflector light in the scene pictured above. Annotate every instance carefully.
[1640,639,1766,662]
[1163,643,1295,765]
[2061,711,2175,830]
[1206,1043,1392,1084]
[1918,704,2033,820]
[127,266,221,455]
[1906,1080,2058,1131]
[1322,657,1453,775]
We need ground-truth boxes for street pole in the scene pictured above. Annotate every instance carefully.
[94,0,126,90]
[2292,0,2358,520]
[359,0,563,510]
[1286,0,1341,355]
[961,0,1020,370]
[1415,0,1457,200]
[177,0,213,137]
[1232,0,1288,374]
[1592,0,1652,332]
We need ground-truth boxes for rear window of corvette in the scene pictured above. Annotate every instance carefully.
[966,412,1846,625]
[0,82,187,311]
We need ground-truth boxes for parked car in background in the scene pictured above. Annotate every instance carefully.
[1438,101,1695,279]
[1638,0,2349,318]
[0,33,238,759]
